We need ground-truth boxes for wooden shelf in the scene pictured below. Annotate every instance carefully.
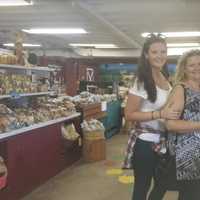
[0,92,54,99]
[0,64,55,72]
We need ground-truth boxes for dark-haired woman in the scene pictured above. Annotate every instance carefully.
[123,34,180,200]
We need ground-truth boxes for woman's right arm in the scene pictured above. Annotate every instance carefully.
[125,93,155,122]
[165,84,200,133]
[166,120,200,133]
[125,92,180,123]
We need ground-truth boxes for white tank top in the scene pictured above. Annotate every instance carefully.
[129,80,171,143]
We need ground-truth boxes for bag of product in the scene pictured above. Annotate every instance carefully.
[0,156,7,190]
[61,123,80,141]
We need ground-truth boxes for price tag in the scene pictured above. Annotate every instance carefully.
[0,69,5,73]
[26,69,32,76]
[9,91,21,99]
[101,101,107,111]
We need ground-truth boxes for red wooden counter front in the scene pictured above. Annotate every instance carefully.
[0,113,82,200]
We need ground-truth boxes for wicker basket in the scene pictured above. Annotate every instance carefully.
[83,138,106,162]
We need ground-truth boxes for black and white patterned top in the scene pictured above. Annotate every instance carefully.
[175,87,200,180]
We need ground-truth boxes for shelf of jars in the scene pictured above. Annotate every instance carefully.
[0,60,82,200]
[0,63,75,141]
[0,62,62,98]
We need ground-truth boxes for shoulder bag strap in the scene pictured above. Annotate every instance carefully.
[175,83,186,144]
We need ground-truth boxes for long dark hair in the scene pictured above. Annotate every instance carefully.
[137,33,169,102]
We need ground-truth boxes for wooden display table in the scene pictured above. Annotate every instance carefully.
[76,103,106,120]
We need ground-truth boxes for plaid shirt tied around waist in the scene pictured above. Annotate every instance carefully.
[122,125,166,169]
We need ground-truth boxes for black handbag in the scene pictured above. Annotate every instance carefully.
[154,84,186,190]
[154,151,179,191]
[154,128,179,190]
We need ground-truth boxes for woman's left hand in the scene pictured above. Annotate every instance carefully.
[161,107,181,120]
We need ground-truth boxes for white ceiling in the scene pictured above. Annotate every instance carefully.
[0,0,200,57]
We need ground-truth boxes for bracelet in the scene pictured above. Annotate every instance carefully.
[151,111,154,120]
[152,111,161,119]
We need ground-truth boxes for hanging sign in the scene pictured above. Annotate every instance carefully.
[86,67,94,82]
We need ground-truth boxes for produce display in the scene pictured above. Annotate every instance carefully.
[120,74,135,88]
[0,60,77,136]
[81,119,105,132]
[0,97,76,134]
[72,91,117,106]
[81,119,105,139]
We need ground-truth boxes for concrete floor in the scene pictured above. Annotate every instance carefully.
[22,133,178,200]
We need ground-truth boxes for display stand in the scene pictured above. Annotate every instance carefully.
[101,100,122,139]
[0,64,82,199]
[76,103,106,162]
[0,113,82,200]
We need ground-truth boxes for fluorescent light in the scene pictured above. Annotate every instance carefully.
[142,32,200,38]
[22,43,41,47]
[168,47,200,56]
[0,0,33,6]
[167,43,200,47]
[69,43,118,48]
[22,28,87,34]
[3,43,41,47]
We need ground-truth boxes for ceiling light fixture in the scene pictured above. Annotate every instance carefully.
[0,0,33,6]
[22,28,87,34]
[142,32,200,38]
[168,47,200,56]
[3,43,41,47]
[69,43,118,48]
[167,43,200,47]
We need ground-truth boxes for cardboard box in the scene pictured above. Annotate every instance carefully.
[83,138,106,162]
[77,103,103,120]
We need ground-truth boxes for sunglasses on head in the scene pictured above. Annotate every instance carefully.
[146,33,166,39]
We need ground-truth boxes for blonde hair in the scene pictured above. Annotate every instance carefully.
[175,49,200,84]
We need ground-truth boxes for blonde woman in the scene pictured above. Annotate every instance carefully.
[165,49,200,200]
